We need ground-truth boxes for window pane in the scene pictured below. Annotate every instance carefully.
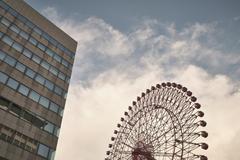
[15,62,26,73]
[35,75,45,85]
[33,27,42,35]
[19,31,29,40]
[12,42,23,52]
[45,80,54,90]
[0,97,9,109]
[5,55,16,66]
[49,102,59,113]
[49,67,58,76]
[66,77,70,83]
[1,18,10,27]
[46,49,54,57]
[0,72,8,84]
[32,55,41,64]
[2,36,13,46]
[59,107,64,117]
[29,37,37,46]
[10,25,20,34]
[0,31,3,38]
[62,59,68,67]
[29,91,40,102]
[7,78,19,90]
[39,97,49,108]
[0,50,6,60]
[40,61,50,70]
[54,127,60,137]
[37,144,49,158]
[49,149,55,160]
[9,8,18,17]
[23,111,33,123]
[54,86,62,96]
[44,122,54,133]
[53,54,61,63]
[18,84,29,96]
[25,68,36,79]
[37,43,46,51]
[22,49,32,58]
[9,104,21,116]
[26,21,34,29]
[58,72,65,81]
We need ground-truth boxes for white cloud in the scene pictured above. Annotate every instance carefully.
[40,7,240,160]
[42,7,134,57]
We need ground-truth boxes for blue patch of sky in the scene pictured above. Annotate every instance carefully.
[26,0,240,82]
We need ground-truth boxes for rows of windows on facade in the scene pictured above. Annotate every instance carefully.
[0,0,77,160]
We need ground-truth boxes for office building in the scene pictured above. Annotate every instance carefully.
[0,0,77,159]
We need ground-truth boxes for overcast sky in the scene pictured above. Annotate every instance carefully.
[26,0,240,160]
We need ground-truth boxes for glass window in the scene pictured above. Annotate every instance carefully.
[18,84,29,96]
[37,144,49,158]
[46,49,54,57]
[49,37,58,46]
[66,77,70,83]
[62,59,68,67]
[37,43,46,51]
[29,91,40,103]
[25,68,36,79]
[53,54,61,63]
[29,37,37,46]
[5,56,16,67]
[0,31,3,38]
[58,72,65,81]
[9,8,18,17]
[32,55,41,64]
[23,111,33,123]
[49,66,58,76]
[54,86,62,96]
[2,36,13,46]
[63,92,67,99]
[40,61,50,70]
[0,72,8,84]
[49,149,55,160]
[12,42,23,52]
[6,78,19,90]
[45,80,54,90]
[17,15,27,24]
[35,75,45,85]
[54,127,60,137]
[49,102,59,113]
[33,27,42,35]
[26,21,34,29]
[0,97,9,109]
[22,49,32,58]
[19,31,29,40]
[1,18,10,27]
[39,97,49,108]
[10,25,20,34]
[10,104,21,116]
[59,108,64,117]
[15,62,26,73]
[32,115,45,128]
[58,44,65,51]
[0,50,6,60]
[44,122,54,133]
[42,33,51,41]
[0,1,9,10]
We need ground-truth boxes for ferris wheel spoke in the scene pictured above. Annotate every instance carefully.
[106,83,208,160]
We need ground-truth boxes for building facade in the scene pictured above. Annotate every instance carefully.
[0,0,77,160]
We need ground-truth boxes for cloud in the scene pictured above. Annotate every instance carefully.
[40,7,240,160]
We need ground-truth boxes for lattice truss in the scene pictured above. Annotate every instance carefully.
[105,82,208,160]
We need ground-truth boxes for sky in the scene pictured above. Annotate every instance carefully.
[25,0,240,160]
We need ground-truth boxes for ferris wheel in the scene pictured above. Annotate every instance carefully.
[105,82,208,160]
